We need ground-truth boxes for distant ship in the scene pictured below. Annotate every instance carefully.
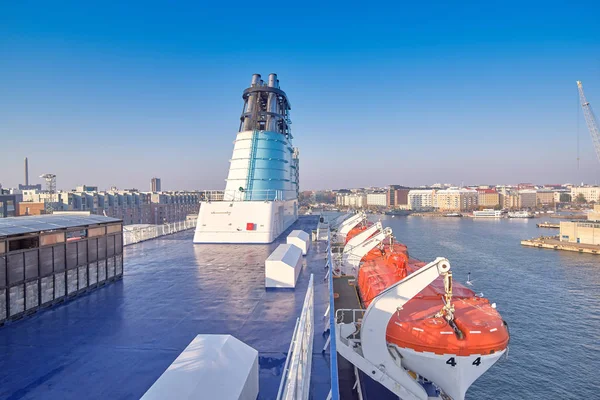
[473,209,504,218]
[444,212,462,217]
[508,210,534,218]
[385,209,411,216]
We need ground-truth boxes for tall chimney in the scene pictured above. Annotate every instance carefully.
[24,157,29,186]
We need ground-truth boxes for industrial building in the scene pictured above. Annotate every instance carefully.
[560,221,600,245]
[559,205,600,246]
[0,214,123,325]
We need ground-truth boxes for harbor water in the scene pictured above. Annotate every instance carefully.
[379,215,600,399]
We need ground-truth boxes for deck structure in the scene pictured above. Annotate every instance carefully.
[0,216,331,399]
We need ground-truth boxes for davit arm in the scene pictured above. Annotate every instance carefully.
[360,257,452,400]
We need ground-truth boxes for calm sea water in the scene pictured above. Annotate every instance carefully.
[377,215,600,399]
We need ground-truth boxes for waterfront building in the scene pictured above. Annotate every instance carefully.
[387,185,410,209]
[435,187,478,212]
[366,192,388,207]
[476,189,500,208]
[535,190,555,206]
[560,222,600,245]
[560,205,600,245]
[502,192,519,209]
[518,190,537,209]
[347,193,367,209]
[570,186,600,203]
[588,205,600,222]
[408,189,436,211]
[553,191,571,203]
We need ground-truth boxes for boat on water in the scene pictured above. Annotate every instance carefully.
[334,214,510,400]
[473,209,504,218]
[508,210,534,218]
[385,209,411,216]
[444,212,462,217]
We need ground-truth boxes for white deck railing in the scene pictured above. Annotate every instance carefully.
[200,189,297,202]
[277,274,314,400]
[123,218,197,246]
[325,229,341,400]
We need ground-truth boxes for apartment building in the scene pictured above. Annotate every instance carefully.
[366,193,388,207]
[535,190,555,205]
[387,185,410,209]
[18,189,199,224]
[408,189,436,211]
[518,190,537,208]
[476,189,500,208]
[435,188,478,212]
[570,186,600,203]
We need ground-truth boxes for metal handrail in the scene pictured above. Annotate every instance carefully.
[277,274,314,400]
[200,189,296,202]
[327,229,341,400]
[122,217,198,246]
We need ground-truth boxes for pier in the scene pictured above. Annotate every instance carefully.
[521,236,600,255]
[536,222,560,229]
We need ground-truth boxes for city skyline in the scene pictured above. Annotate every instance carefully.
[3,155,600,193]
[2,2,600,190]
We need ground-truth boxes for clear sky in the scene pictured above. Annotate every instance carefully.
[2,1,600,191]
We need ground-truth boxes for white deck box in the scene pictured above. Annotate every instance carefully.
[286,230,310,255]
[141,334,259,400]
[265,243,303,288]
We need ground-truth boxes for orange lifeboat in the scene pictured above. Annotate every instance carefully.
[355,236,509,399]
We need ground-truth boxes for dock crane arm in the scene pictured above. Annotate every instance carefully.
[577,81,600,162]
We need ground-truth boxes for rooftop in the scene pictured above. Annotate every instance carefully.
[0,214,121,237]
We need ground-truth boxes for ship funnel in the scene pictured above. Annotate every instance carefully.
[240,72,291,135]
[268,73,278,88]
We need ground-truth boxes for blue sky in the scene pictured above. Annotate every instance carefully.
[2,1,600,191]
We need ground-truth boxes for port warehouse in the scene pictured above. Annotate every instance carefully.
[0,215,123,325]
[560,221,600,245]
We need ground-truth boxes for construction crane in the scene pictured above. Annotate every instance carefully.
[39,173,57,214]
[577,81,600,163]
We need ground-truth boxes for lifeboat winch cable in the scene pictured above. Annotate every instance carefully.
[435,271,465,340]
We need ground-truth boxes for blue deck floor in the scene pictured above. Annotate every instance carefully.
[0,216,332,400]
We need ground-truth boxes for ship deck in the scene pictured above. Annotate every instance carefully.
[332,275,397,400]
[0,215,332,400]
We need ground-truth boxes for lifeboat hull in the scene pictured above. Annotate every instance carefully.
[395,346,506,400]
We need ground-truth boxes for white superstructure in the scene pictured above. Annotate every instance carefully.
[507,210,533,218]
[473,209,503,218]
[194,74,299,243]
